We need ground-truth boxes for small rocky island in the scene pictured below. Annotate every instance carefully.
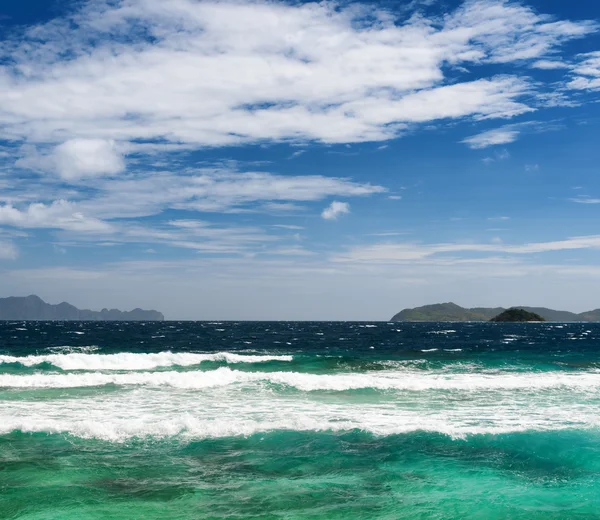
[489,308,545,322]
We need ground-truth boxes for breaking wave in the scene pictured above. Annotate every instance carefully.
[2,366,600,391]
[0,351,293,371]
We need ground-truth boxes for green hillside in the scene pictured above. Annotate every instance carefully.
[391,303,502,322]
[391,303,598,322]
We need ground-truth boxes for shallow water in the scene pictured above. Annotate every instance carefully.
[1,321,600,518]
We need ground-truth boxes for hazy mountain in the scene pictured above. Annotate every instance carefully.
[0,295,164,321]
[391,303,596,322]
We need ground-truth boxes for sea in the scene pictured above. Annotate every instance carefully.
[1,320,600,519]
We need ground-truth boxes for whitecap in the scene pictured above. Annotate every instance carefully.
[1,389,598,442]
[3,367,600,392]
[0,351,293,371]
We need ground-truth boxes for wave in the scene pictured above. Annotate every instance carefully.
[1,397,597,442]
[2,366,600,391]
[0,351,293,371]
[5,416,595,442]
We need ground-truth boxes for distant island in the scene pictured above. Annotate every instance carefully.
[391,302,600,322]
[0,295,164,321]
[489,308,545,322]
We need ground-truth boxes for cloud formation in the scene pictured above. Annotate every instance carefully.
[568,52,600,90]
[0,0,595,164]
[322,201,350,220]
[0,166,383,254]
[463,127,521,149]
[0,200,114,233]
[54,139,125,180]
[570,196,600,204]
[335,235,600,263]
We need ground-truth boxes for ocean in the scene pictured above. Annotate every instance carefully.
[1,321,600,519]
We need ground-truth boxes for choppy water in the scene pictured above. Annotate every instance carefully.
[2,321,600,519]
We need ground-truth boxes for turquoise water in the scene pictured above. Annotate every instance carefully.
[1,321,600,519]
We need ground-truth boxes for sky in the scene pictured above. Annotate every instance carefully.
[1,0,600,320]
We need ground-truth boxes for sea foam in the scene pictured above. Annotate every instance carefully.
[2,366,600,391]
[0,351,292,371]
[1,390,597,442]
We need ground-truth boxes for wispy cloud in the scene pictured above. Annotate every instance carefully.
[0,167,385,225]
[288,150,306,160]
[567,52,600,91]
[570,196,600,204]
[483,148,510,163]
[334,235,600,264]
[268,246,316,257]
[462,121,564,149]
[272,225,305,230]
[463,128,521,149]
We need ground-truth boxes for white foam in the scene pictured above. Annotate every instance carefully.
[0,387,597,442]
[2,366,600,392]
[0,351,293,371]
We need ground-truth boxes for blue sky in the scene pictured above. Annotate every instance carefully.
[1,0,600,319]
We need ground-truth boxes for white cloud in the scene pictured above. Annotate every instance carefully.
[77,169,385,218]
[17,139,125,180]
[268,246,316,256]
[463,120,562,149]
[0,0,594,157]
[463,127,520,149]
[0,166,383,254]
[272,225,305,230]
[53,139,125,180]
[0,200,114,232]
[334,235,600,263]
[570,196,600,204]
[0,167,383,226]
[322,201,350,220]
[531,60,570,70]
[567,52,600,91]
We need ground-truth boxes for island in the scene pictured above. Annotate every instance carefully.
[391,302,600,322]
[0,295,164,321]
[489,308,545,322]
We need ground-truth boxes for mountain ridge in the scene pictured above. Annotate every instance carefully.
[391,302,600,322]
[0,295,164,321]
